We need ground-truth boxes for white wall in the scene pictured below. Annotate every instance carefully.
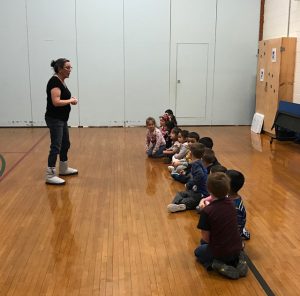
[263,0,300,103]
[212,0,260,124]
[0,0,261,127]
[170,0,216,125]
[76,0,124,126]
[0,0,31,126]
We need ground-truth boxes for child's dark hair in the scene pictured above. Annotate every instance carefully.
[199,137,214,149]
[165,109,174,115]
[179,129,189,140]
[226,170,245,193]
[188,132,200,142]
[210,165,227,174]
[190,143,205,159]
[202,148,216,164]
[171,127,181,137]
[165,109,177,126]
[146,117,156,126]
[207,172,230,198]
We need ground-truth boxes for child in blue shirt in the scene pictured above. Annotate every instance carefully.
[167,143,208,213]
[226,170,250,240]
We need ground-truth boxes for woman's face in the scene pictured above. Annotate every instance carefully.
[60,61,72,78]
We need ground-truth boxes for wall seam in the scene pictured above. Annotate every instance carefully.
[24,0,33,126]
[74,0,81,126]
[210,0,218,125]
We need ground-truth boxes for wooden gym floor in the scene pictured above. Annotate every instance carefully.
[0,126,299,296]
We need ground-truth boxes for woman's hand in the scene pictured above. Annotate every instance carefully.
[70,97,78,105]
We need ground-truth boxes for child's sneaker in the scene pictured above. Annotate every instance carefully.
[236,252,248,277]
[167,203,186,213]
[212,259,239,280]
[241,228,250,240]
[168,166,175,172]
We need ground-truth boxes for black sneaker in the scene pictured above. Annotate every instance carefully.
[212,259,239,280]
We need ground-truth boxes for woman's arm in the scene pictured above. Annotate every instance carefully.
[51,88,78,107]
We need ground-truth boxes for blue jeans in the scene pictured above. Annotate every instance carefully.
[147,145,166,158]
[45,116,70,167]
[195,240,240,269]
[194,241,213,269]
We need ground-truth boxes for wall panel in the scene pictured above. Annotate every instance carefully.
[0,0,31,126]
[212,0,260,125]
[26,0,78,126]
[124,0,170,126]
[76,0,124,126]
[170,0,216,125]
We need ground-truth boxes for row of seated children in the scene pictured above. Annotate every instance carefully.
[145,111,178,157]
[145,113,250,279]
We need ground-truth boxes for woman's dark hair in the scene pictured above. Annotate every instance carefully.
[50,58,70,74]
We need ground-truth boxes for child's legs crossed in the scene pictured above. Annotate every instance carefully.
[194,243,213,269]
[180,192,202,210]
[153,145,166,158]
[171,191,189,204]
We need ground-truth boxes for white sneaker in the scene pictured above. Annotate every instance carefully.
[46,167,65,185]
[167,203,186,213]
[168,166,174,173]
[59,161,78,176]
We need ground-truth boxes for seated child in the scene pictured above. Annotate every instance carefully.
[194,172,248,279]
[202,148,220,174]
[163,127,181,161]
[167,143,208,213]
[225,170,250,240]
[199,137,214,149]
[145,117,166,158]
[197,165,227,212]
[169,132,200,183]
[164,109,177,127]
[170,130,189,164]
[159,114,173,148]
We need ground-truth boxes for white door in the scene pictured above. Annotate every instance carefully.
[176,43,208,121]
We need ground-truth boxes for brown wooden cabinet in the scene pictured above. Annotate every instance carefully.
[255,37,296,134]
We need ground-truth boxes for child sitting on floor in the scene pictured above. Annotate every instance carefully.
[167,143,208,213]
[169,131,200,183]
[163,127,181,162]
[225,170,250,240]
[194,172,248,279]
[145,117,166,158]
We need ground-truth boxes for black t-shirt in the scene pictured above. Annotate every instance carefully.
[198,197,242,258]
[45,76,71,121]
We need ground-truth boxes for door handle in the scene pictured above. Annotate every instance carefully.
[177,80,181,84]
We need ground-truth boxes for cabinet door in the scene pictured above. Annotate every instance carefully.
[256,40,268,116]
[264,38,281,134]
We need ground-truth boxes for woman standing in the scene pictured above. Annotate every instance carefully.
[45,58,78,185]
